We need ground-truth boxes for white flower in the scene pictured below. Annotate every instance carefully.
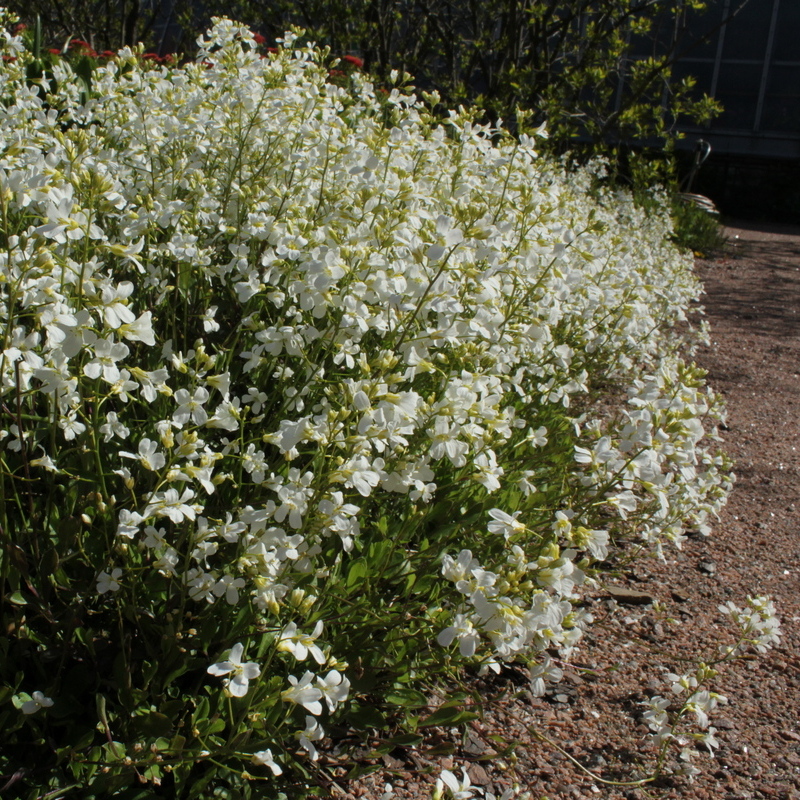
[173,387,210,426]
[695,726,721,754]
[97,568,122,594]
[434,768,475,800]
[641,695,671,731]
[212,575,246,605]
[207,643,261,697]
[316,669,350,712]
[21,691,54,715]
[100,411,130,442]
[143,488,199,523]
[428,417,468,467]
[59,412,86,441]
[83,337,130,383]
[437,614,480,658]
[529,655,563,697]
[297,715,325,760]
[251,748,282,775]
[487,508,525,539]
[202,306,221,333]
[685,688,726,729]
[119,311,156,345]
[527,425,548,447]
[282,671,324,715]
[30,454,59,472]
[119,438,166,471]
[116,509,143,539]
[277,621,326,664]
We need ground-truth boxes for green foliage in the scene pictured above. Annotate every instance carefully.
[0,1,164,51]
[670,199,727,256]
[173,0,722,158]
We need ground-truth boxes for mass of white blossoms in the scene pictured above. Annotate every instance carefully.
[0,14,747,779]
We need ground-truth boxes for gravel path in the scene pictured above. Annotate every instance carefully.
[341,221,800,800]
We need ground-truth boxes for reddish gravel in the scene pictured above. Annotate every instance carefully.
[337,221,800,800]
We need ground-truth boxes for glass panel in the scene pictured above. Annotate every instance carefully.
[722,0,774,61]
[714,62,762,129]
[773,2,800,62]
[760,65,800,131]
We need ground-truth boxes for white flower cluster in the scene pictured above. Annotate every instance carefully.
[0,15,732,747]
[639,596,780,777]
[719,595,781,655]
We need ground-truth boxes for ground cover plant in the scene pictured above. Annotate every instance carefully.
[0,13,779,800]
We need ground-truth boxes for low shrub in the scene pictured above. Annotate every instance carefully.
[670,196,728,257]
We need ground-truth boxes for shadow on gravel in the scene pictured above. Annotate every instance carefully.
[699,235,800,339]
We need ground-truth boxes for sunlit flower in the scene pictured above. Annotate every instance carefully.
[119,438,166,471]
[282,672,324,715]
[277,621,326,664]
[251,748,282,775]
[316,669,350,712]
[207,643,261,697]
[434,768,476,800]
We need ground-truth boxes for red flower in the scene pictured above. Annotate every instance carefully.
[48,48,62,55]
[12,23,26,34]
[69,40,97,57]
[252,33,266,45]
[2,55,17,62]
[342,55,363,69]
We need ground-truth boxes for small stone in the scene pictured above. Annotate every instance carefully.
[563,670,585,686]
[606,586,655,605]
[463,731,488,757]
[698,560,717,575]
[467,764,491,786]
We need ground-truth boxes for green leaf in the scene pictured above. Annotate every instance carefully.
[424,741,457,755]
[418,704,478,728]
[132,710,172,737]
[345,557,369,587]
[367,540,392,563]
[384,688,428,708]
[388,732,424,747]
[344,703,387,730]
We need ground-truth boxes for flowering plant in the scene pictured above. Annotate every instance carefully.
[0,10,744,797]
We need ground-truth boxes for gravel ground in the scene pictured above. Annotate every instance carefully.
[334,221,800,800]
